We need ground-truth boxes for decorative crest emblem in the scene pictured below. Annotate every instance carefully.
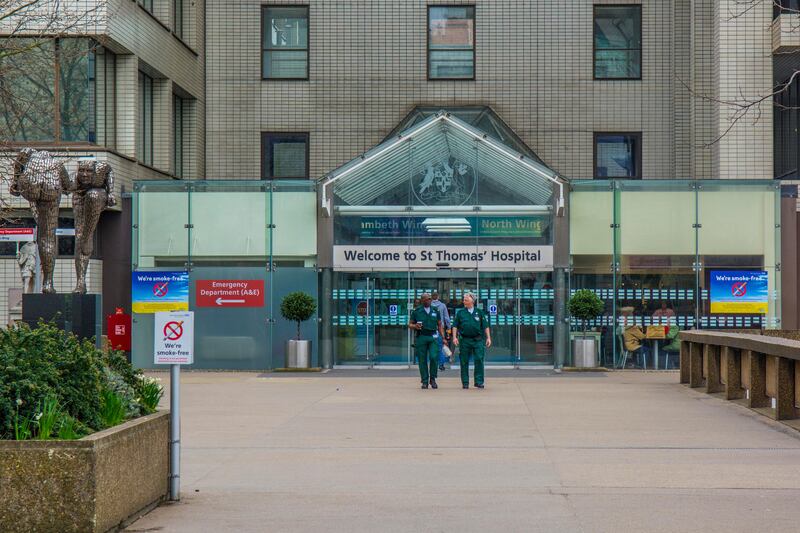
[413,157,476,205]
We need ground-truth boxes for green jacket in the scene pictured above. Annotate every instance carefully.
[410,306,441,336]
[453,307,488,338]
[664,325,681,352]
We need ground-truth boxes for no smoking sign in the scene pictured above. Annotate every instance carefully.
[154,311,194,365]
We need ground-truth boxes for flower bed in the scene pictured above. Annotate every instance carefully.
[0,322,169,532]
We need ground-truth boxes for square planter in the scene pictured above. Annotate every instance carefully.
[0,411,169,533]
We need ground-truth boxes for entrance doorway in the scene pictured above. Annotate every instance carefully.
[332,270,554,367]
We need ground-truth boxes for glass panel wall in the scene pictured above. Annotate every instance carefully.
[570,180,782,369]
[131,180,317,370]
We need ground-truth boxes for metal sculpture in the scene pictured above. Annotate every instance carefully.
[11,148,71,293]
[72,159,115,294]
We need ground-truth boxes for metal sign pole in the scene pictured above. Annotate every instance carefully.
[169,363,181,501]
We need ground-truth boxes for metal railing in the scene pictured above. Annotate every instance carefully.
[679,331,800,425]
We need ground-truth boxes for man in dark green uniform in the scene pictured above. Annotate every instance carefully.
[452,292,492,389]
[408,292,444,389]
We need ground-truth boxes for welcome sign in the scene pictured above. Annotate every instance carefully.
[333,245,554,271]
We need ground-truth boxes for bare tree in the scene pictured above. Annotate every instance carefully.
[0,0,106,219]
[683,1,800,147]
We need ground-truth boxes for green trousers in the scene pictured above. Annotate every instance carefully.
[459,338,485,386]
[415,335,439,384]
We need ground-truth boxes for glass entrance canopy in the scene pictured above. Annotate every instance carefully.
[320,109,565,211]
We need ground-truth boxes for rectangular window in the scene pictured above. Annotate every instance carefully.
[138,71,154,166]
[262,6,309,79]
[95,45,116,148]
[261,132,308,179]
[594,5,642,80]
[0,38,114,144]
[428,6,475,80]
[138,0,153,14]
[173,94,184,178]
[173,0,184,38]
[595,133,641,179]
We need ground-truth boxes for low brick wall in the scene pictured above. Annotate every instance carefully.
[0,411,169,533]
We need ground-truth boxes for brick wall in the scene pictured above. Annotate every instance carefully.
[206,0,774,182]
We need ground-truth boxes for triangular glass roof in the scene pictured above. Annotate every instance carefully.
[387,106,544,164]
[320,111,564,210]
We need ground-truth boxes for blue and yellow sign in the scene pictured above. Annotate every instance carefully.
[709,271,769,314]
[132,271,190,314]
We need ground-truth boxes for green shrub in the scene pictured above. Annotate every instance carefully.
[13,400,31,441]
[102,367,141,418]
[280,292,317,340]
[0,322,148,440]
[137,376,164,414]
[567,289,605,337]
[100,389,126,428]
[56,414,80,440]
[34,394,62,440]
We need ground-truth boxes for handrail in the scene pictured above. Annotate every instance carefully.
[679,331,800,362]
[678,330,800,426]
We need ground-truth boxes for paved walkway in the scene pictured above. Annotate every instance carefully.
[125,370,800,533]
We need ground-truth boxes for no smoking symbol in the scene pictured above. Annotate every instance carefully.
[731,282,748,298]
[153,282,169,298]
[163,321,184,341]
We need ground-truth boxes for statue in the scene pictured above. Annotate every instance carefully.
[16,241,37,294]
[72,159,115,294]
[11,148,71,294]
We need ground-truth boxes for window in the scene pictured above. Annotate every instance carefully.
[428,6,475,80]
[0,38,114,143]
[594,5,642,80]
[138,0,153,14]
[173,0,183,38]
[262,6,309,79]
[57,218,76,257]
[173,94,184,178]
[138,71,154,166]
[261,133,308,179]
[594,133,641,178]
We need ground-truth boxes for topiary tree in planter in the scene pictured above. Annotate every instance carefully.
[567,289,605,339]
[280,291,317,340]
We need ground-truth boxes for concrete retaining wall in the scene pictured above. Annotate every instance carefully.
[0,411,169,533]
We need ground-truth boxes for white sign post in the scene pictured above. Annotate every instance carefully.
[154,311,194,502]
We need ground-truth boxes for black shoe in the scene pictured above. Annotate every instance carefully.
[439,364,446,371]
[462,384,469,389]
[475,383,484,389]
[421,382,429,389]
[430,380,438,389]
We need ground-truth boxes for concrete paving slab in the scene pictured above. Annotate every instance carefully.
[125,370,800,533]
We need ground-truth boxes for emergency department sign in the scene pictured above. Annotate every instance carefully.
[132,271,190,313]
[154,311,194,364]
[709,271,769,314]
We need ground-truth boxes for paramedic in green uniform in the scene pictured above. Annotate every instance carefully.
[409,292,445,389]
[452,292,492,389]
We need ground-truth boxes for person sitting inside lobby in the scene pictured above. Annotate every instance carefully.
[652,301,676,324]
[620,307,650,368]
[662,318,681,369]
